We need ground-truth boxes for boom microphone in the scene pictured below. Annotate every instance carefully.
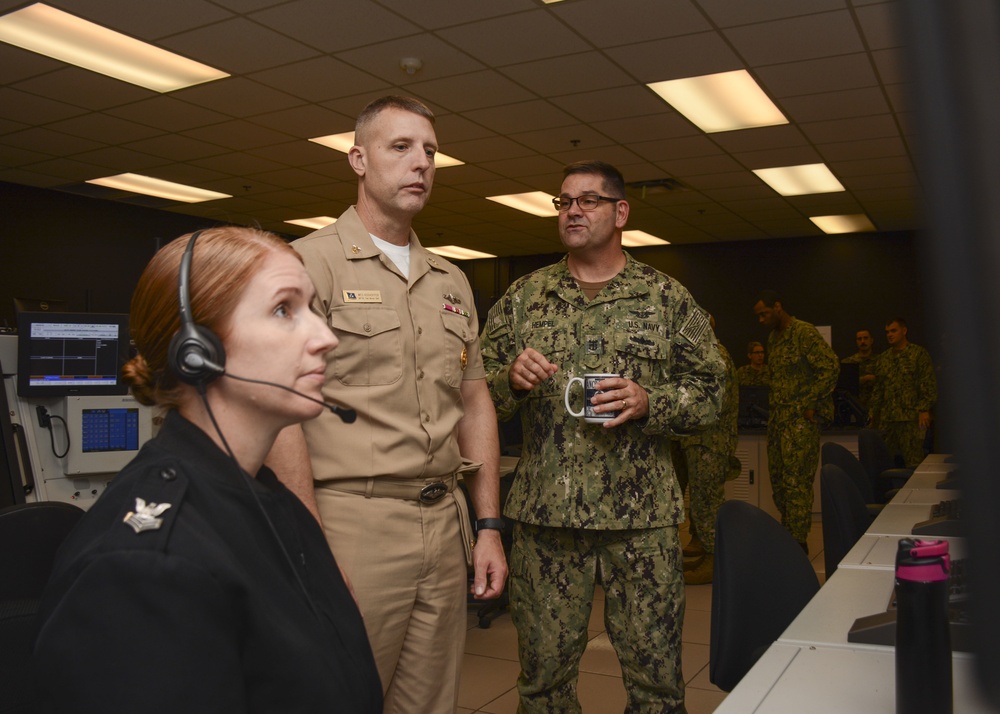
[182,353,357,423]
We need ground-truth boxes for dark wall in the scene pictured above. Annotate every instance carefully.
[2,181,937,369]
[463,230,936,367]
[1,181,239,328]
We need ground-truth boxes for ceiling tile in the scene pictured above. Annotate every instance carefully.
[436,11,590,67]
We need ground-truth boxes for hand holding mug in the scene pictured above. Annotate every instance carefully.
[564,374,647,427]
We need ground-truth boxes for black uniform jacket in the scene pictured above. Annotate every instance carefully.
[32,411,382,713]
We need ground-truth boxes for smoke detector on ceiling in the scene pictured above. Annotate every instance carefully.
[400,57,423,75]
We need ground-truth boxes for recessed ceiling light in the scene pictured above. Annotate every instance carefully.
[427,245,496,260]
[647,70,788,133]
[0,3,229,92]
[809,214,876,234]
[486,192,559,218]
[622,231,670,247]
[752,164,845,196]
[86,173,231,203]
[309,131,464,168]
[285,217,337,230]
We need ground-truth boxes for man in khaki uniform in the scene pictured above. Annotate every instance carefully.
[268,96,507,714]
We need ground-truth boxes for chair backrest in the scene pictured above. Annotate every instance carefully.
[820,464,875,577]
[0,502,85,600]
[710,500,820,692]
[858,428,894,480]
[821,441,875,504]
[0,501,84,714]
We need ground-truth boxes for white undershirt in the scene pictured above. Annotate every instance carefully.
[371,234,410,279]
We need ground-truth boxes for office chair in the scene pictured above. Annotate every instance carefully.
[0,501,85,714]
[857,429,913,501]
[820,464,876,577]
[820,441,883,515]
[710,500,820,692]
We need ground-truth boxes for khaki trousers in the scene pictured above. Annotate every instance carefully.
[315,486,468,714]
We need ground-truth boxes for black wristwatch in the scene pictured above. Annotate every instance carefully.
[475,518,505,533]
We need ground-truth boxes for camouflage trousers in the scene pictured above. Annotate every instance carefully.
[682,445,728,553]
[881,420,926,469]
[766,408,820,544]
[509,522,686,714]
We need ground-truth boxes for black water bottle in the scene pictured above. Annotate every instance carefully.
[895,538,952,714]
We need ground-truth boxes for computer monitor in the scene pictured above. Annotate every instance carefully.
[64,395,152,476]
[737,385,769,428]
[837,361,860,396]
[16,311,131,398]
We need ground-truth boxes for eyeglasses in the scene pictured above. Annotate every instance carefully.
[552,194,621,212]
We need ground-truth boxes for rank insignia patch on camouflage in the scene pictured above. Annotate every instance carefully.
[679,309,711,345]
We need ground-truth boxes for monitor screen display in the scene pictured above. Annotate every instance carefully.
[16,311,130,398]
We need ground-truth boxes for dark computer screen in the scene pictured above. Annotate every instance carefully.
[737,385,769,428]
[15,311,130,398]
[837,361,860,396]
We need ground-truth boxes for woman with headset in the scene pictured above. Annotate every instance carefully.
[32,227,382,712]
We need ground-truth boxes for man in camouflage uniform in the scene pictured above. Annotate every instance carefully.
[679,322,740,585]
[753,291,839,550]
[736,341,770,386]
[481,160,726,713]
[869,318,937,467]
[841,328,878,409]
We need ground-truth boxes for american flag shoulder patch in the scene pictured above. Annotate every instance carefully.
[679,308,711,345]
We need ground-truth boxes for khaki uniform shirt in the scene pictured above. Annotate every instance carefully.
[294,206,484,481]
[480,254,726,530]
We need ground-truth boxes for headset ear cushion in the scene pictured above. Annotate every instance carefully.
[168,323,226,385]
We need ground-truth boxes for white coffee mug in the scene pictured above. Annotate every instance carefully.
[564,373,620,424]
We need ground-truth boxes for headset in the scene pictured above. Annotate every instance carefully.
[165,230,356,421]
[167,231,226,386]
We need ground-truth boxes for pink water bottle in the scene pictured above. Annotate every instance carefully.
[895,538,952,714]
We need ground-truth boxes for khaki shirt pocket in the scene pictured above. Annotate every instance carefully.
[441,312,475,388]
[329,306,402,386]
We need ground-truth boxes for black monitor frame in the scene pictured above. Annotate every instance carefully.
[15,311,130,398]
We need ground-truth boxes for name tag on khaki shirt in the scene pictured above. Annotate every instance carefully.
[343,290,382,303]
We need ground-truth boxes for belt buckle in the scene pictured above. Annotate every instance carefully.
[419,481,449,504]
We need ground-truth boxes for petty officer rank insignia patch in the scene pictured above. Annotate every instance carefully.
[679,308,711,346]
[124,497,171,534]
[343,290,382,303]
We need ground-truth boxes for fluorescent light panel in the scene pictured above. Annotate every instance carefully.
[486,192,558,218]
[0,3,229,92]
[309,131,464,168]
[647,70,787,133]
[752,164,845,196]
[86,173,231,203]
[285,217,337,230]
[810,214,876,234]
[622,231,670,247]
[427,245,496,260]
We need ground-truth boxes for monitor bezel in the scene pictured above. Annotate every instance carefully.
[15,311,131,398]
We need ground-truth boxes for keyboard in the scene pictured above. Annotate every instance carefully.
[912,499,965,537]
[849,557,972,649]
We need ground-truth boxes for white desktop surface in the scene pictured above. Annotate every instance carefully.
[898,487,960,505]
[716,454,988,711]
[714,644,992,714]
[779,567,895,649]
[839,533,967,570]
[906,466,959,490]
